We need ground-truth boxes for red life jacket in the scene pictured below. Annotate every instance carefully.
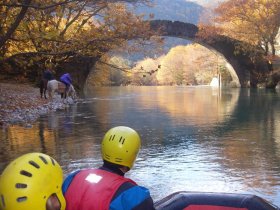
[65,168,136,210]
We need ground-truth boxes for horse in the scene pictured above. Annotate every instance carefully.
[47,80,76,100]
[39,79,48,99]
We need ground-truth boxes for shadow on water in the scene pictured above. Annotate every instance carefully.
[0,86,280,205]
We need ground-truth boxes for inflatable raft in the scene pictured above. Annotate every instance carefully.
[154,191,280,210]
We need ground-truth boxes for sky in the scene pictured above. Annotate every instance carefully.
[188,0,225,6]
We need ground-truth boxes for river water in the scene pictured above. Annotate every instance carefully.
[1,86,280,206]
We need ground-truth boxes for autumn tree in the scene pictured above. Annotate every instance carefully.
[0,0,151,51]
[92,55,132,86]
[214,0,280,60]
[0,0,156,82]
[130,57,159,85]
[6,1,152,59]
[127,43,228,86]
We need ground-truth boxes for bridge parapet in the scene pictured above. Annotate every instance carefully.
[150,20,198,38]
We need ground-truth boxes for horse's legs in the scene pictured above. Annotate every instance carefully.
[40,79,48,99]
[40,80,44,98]
[65,85,70,99]
[44,80,49,99]
[61,87,67,99]
[44,89,47,99]
[48,89,52,100]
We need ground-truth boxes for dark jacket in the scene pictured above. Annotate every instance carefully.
[43,70,54,81]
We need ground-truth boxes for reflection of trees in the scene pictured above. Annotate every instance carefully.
[0,103,105,173]
[0,123,57,172]
[39,119,47,153]
[85,86,241,127]
[199,89,280,192]
[85,86,241,148]
[131,87,240,125]
[211,89,280,142]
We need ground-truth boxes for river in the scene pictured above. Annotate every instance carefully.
[1,86,280,206]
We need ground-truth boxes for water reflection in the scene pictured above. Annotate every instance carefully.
[0,87,280,205]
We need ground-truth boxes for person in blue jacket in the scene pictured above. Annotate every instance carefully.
[59,73,72,98]
[62,126,155,210]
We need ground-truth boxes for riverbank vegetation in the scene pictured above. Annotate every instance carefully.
[0,0,157,83]
[214,0,280,59]
[198,0,280,88]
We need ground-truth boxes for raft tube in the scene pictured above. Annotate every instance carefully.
[154,191,280,210]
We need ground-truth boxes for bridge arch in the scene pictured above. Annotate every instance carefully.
[149,20,269,88]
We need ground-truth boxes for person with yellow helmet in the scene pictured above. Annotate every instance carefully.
[62,126,155,210]
[0,152,66,210]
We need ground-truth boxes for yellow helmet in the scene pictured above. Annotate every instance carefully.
[0,153,66,210]
[102,126,141,169]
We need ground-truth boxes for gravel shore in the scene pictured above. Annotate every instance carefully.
[0,82,70,127]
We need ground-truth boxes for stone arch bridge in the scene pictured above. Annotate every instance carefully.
[149,20,269,88]
[61,20,269,90]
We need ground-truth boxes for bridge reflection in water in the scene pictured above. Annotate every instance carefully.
[0,86,279,206]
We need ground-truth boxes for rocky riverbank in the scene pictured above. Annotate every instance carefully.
[0,82,69,127]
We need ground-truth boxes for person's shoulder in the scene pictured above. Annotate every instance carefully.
[62,170,81,194]
[111,183,155,210]
[115,182,152,200]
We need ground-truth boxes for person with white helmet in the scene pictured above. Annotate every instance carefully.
[63,126,155,210]
[0,153,66,210]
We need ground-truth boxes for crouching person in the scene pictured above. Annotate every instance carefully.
[0,153,66,210]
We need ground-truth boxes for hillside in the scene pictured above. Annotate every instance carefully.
[135,0,204,24]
